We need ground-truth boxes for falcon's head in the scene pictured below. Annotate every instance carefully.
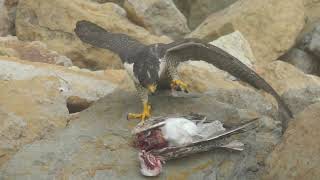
[134,58,160,94]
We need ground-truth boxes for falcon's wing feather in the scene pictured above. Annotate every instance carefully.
[165,40,292,128]
[74,20,146,62]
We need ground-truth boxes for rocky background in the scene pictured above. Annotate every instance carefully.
[0,0,319,179]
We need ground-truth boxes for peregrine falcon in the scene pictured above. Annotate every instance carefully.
[74,20,292,129]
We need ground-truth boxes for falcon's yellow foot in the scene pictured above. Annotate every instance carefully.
[127,102,151,122]
[171,79,189,93]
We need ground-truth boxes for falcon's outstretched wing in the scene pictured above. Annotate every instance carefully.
[165,40,292,129]
[74,20,146,62]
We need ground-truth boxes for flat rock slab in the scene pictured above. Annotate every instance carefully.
[0,90,281,180]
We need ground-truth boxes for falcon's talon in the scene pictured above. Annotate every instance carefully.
[171,80,189,93]
[127,102,151,122]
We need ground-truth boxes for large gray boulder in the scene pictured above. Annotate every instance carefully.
[280,48,319,75]
[15,0,171,69]
[0,89,281,180]
[124,0,190,39]
[299,24,320,58]
[262,102,320,180]
[173,0,238,29]
[0,36,73,67]
[188,0,305,64]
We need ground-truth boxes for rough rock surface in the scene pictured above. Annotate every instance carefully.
[15,0,171,69]
[90,0,124,5]
[257,61,320,115]
[3,0,19,35]
[210,30,256,67]
[124,0,190,39]
[178,31,256,93]
[0,89,281,179]
[174,0,238,29]
[282,85,320,116]
[304,0,320,26]
[299,23,320,58]
[188,0,305,64]
[262,102,320,180]
[0,30,287,179]
[280,48,319,75]
[0,75,69,167]
[0,0,10,36]
[0,36,73,66]
[257,61,320,95]
[171,0,191,21]
[0,57,127,166]
[0,58,126,101]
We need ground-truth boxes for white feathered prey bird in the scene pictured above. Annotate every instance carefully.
[132,115,256,176]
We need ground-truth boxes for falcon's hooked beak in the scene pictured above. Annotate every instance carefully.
[147,84,157,94]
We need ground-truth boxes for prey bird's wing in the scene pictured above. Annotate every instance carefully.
[74,20,146,62]
[165,40,293,129]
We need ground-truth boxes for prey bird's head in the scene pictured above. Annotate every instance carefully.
[138,150,164,176]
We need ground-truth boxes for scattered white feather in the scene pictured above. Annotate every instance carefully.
[221,140,244,151]
[197,120,225,139]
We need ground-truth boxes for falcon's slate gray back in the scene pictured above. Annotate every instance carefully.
[74,20,293,131]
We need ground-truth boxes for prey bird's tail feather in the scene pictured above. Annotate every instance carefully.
[74,20,146,60]
[165,40,293,130]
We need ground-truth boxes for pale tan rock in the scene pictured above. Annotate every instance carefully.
[0,76,68,166]
[179,31,255,93]
[304,0,320,25]
[15,0,171,69]
[254,60,320,116]
[188,0,305,64]
[262,102,320,180]
[0,36,73,66]
[210,30,256,67]
[0,57,130,166]
[124,0,190,39]
[0,57,132,101]
[178,61,246,93]
[256,61,320,95]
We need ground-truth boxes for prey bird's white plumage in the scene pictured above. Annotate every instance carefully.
[161,118,198,146]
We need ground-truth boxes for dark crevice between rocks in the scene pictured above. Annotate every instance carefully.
[66,96,93,114]
[279,21,320,76]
